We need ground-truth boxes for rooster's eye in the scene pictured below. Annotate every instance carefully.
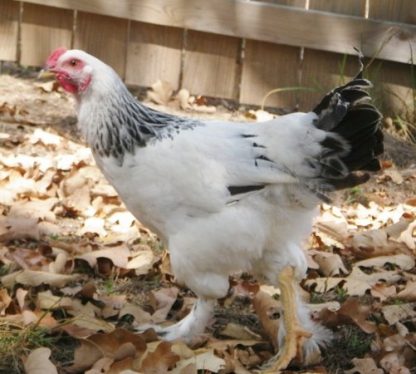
[70,59,78,66]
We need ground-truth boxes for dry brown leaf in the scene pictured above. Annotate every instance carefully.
[119,303,152,325]
[85,357,114,374]
[77,217,107,237]
[219,322,262,341]
[147,80,174,105]
[48,251,68,274]
[383,334,409,352]
[0,216,40,241]
[24,347,58,374]
[36,290,73,310]
[173,350,226,373]
[9,198,58,222]
[384,168,404,184]
[349,218,414,257]
[398,220,416,251]
[380,351,411,374]
[127,250,155,276]
[150,287,179,323]
[77,245,130,269]
[71,328,146,372]
[1,270,81,288]
[99,294,127,319]
[355,254,415,271]
[71,339,104,372]
[29,128,61,146]
[0,287,12,315]
[140,341,180,373]
[344,357,383,374]
[314,214,349,248]
[177,88,192,110]
[370,283,397,301]
[310,250,348,276]
[382,303,416,324]
[305,267,401,297]
[397,281,416,301]
[65,184,92,215]
[319,297,376,333]
[71,314,115,333]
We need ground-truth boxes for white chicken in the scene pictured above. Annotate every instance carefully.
[44,48,383,371]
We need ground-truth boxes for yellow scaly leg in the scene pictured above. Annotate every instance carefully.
[263,266,312,373]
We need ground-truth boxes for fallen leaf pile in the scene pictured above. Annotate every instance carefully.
[0,75,416,373]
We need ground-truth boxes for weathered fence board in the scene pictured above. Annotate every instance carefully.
[21,3,73,66]
[15,0,416,65]
[0,0,414,115]
[183,30,240,100]
[240,0,306,108]
[126,22,183,89]
[74,12,128,78]
[308,0,365,16]
[368,0,416,23]
[0,0,19,62]
[240,41,300,108]
[367,0,415,116]
[298,0,366,110]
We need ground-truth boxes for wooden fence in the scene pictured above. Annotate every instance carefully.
[0,0,415,113]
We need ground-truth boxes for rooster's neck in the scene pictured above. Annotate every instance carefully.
[78,80,200,166]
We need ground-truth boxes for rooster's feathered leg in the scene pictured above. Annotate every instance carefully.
[137,298,215,342]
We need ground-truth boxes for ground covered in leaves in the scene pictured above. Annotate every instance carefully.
[0,74,415,373]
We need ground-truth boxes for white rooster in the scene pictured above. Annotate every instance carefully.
[44,48,383,371]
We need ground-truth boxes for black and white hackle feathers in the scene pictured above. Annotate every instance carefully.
[51,48,383,362]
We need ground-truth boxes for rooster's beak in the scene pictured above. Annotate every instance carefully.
[37,68,56,80]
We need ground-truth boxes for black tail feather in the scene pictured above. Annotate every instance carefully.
[310,53,383,195]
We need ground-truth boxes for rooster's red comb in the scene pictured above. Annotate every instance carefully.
[46,47,67,67]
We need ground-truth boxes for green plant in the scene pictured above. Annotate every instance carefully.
[0,323,58,373]
[345,186,363,204]
[334,286,348,302]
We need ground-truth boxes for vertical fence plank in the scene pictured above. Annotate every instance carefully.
[126,22,183,89]
[0,0,19,62]
[298,0,366,110]
[368,0,415,22]
[20,3,73,66]
[240,0,305,109]
[240,42,300,108]
[308,0,365,14]
[182,30,240,100]
[74,12,128,78]
[367,0,415,117]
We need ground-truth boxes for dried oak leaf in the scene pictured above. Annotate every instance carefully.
[71,328,147,372]
[355,254,415,271]
[1,270,81,288]
[397,281,416,301]
[310,250,348,276]
[147,80,174,105]
[8,198,58,222]
[370,283,397,301]
[150,287,179,323]
[140,341,180,373]
[382,303,416,325]
[0,287,12,315]
[24,347,58,374]
[319,297,376,333]
[345,357,383,374]
[304,266,401,297]
[76,245,130,269]
[380,351,411,374]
